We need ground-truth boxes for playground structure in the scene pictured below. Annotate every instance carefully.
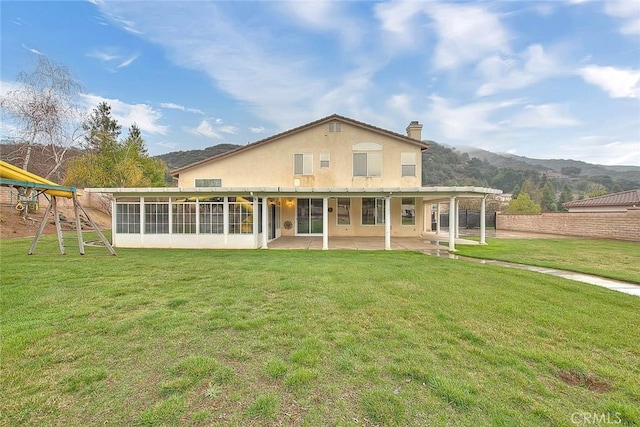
[0,160,116,255]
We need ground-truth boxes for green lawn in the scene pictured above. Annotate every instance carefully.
[456,238,640,284]
[2,235,639,426]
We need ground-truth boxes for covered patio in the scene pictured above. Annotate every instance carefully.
[267,234,480,252]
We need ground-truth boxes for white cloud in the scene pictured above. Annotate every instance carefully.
[220,125,238,135]
[508,104,580,128]
[249,126,266,134]
[80,93,169,135]
[558,138,640,166]
[21,44,43,56]
[476,44,566,96]
[374,1,427,48]
[160,102,204,115]
[190,119,222,139]
[578,65,640,98]
[86,48,139,71]
[604,0,640,36]
[426,3,509,70]
[278,1,363,48]
[117,54,140,69]
[426,95,517,141]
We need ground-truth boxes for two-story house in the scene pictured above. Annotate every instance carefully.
[93,114,501,250]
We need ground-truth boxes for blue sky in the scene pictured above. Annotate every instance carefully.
[1,0,639,166]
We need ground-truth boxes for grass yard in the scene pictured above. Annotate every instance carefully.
[456,238,640,284]
[1,235,639,426]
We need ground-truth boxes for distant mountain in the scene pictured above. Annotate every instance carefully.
[456,146,640,181]
[155,143,241,171]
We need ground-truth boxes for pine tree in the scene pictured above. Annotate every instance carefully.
[540,181,558,212]
[558,184,572,211]
[82,102,121,155]
[65,104,167,187]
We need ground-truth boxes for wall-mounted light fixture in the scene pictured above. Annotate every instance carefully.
[286,199,294,208]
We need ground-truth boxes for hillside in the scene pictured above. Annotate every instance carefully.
[2,142,638,197]
[458,146,640,181]
[155,144,241,170]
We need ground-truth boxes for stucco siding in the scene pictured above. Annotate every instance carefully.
[177,121,423,188]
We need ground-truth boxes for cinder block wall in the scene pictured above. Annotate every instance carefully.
[497,209,640,242]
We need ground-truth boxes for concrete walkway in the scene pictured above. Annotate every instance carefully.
[451,256,640,297]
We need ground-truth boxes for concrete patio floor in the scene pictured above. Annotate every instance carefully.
[266,234,478,251]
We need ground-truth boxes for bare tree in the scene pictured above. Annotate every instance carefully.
[0,54,83,180]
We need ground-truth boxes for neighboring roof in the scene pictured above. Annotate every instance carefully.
[562,189,640,208]
[171,114,430,177]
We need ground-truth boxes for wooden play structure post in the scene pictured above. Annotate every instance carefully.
[0,160,116,256]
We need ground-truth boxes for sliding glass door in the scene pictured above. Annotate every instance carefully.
[296,198,323,235]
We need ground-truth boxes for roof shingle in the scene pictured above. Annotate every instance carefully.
[562,189,640,208]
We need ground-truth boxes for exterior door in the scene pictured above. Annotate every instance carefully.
[296,198,323,235]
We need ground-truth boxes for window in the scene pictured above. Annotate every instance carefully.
[337,198,350,225]
[199,197,224,234]
[294,153,313,175]
[195,178,222,187]
[362,198,385,225]
[116,198,140,233]
[353,142,382,177]
[328,122,341,132]
[401,198,416,225]
[229,197,253,234]
[144,198,169,234]
[320,153,330,168]
[401,152,416,177]
[172,199,197,234]
[353,152,382,177]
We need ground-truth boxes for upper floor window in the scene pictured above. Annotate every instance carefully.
[294,153,313,175]
[320,153,330,168]
[401,152,416,177]
[328,122,342,132]
[353,142,382,177]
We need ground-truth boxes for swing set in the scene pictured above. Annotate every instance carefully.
[0,160,116,256]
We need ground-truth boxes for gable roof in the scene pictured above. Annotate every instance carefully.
[171,114,430,176]
[562,189,640,208]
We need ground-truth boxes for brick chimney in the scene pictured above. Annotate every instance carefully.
[406,121,423,141]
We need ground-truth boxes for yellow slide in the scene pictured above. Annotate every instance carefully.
[0,160,74,198]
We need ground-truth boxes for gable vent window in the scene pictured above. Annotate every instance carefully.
[320,153,330,168]
[195,178,222,187]
[294,153,313,175]
[401,152,416,177]
[328,122,342,132]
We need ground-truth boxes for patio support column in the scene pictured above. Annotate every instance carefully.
[223,197,229,246]
[480,196,487,245]
[422,202,428,233]
[322,196,329,250]
[436,203,441,234]
[262,197,269,249]
[455,198,460,238]
[253,197,259,248]
[384,196,391,250]
[449,196,456,252]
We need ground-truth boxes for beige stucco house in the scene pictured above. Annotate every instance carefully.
[91,114,501,250]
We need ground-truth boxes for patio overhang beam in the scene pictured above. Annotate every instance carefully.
[86,186,502,200]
